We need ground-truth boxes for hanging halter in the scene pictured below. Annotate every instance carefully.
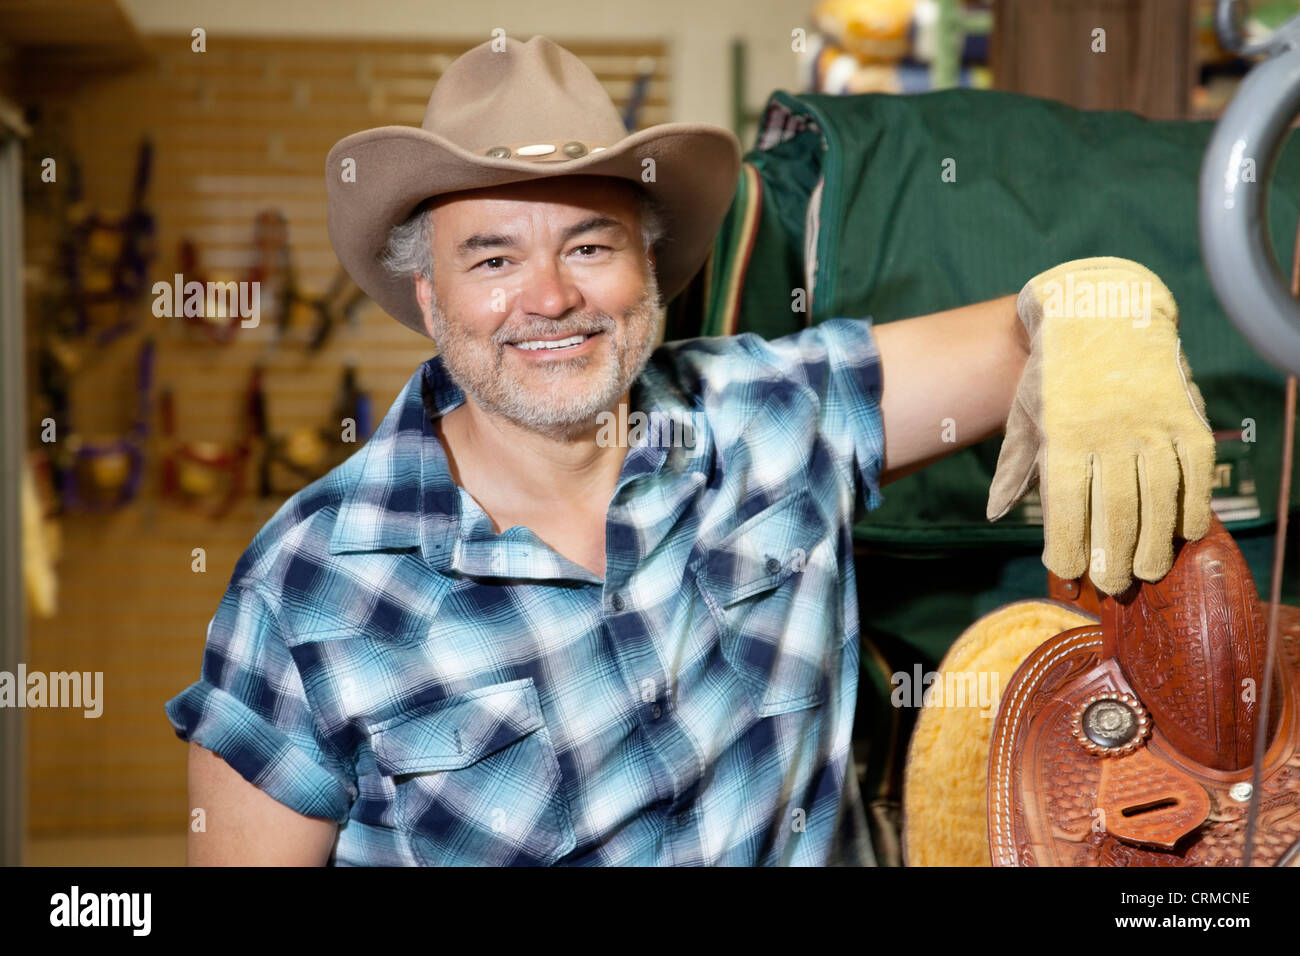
[254,362,372,498]
[56,137,155,347]
[620,57,656,132]
[159,366,260,519]
[243,210,367,353]
[174,238,242,346]
[57,337,155,514]
[245,209,294,341]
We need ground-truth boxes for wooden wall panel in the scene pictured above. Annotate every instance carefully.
[20,33,670,834]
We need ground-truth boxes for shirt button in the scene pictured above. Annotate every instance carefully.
[765,557,782,574]
[675,812,691,828]
[610,593,625,612]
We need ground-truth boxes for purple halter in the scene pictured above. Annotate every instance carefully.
[60,337,154,513]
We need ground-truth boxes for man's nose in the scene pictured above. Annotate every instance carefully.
[514,256,583,319]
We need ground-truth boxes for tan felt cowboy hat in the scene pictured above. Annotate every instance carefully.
[326,34,743,338]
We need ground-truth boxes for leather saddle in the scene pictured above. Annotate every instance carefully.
[987,515,1300,865]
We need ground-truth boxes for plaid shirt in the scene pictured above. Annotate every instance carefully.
[165,318,886,865]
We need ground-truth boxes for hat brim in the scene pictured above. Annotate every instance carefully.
[326,122,742,337]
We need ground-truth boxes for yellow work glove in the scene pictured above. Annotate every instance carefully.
[986,257,1216,596]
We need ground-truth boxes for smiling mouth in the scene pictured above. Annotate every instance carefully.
[508,331,600,352]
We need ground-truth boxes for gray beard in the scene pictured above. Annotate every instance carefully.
[428,270,665,440]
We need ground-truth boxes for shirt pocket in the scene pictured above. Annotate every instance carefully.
[695,487,837,718]
[367,677,576,866]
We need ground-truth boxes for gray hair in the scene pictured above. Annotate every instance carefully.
[380,183,668,281]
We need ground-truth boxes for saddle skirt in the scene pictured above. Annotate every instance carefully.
[987,516,1300,866]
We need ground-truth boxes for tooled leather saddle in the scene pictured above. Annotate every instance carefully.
[987,515,1300,866]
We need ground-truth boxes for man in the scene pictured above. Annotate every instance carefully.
[166,35,1214,865]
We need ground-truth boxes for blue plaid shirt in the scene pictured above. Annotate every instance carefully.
[165,318,886,865]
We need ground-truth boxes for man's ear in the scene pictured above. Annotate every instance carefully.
[414,274,435,336]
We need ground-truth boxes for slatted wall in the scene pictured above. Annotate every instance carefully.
[20,33,671,834]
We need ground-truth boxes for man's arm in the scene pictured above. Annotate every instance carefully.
[187,742,339,865]
[872,293,1027,486]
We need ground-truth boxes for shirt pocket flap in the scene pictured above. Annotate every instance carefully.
[368,679,543,776]
[698,487,829,607]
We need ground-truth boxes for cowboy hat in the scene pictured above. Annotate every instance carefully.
[326,35,743,338]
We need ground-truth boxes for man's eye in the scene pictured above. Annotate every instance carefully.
[573,245,609,257]
[474,256,508,271]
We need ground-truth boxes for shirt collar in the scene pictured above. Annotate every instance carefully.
[328,349,713,579]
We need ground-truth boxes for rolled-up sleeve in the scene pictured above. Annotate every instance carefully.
[741,317,886,513]
[165,583,356,823]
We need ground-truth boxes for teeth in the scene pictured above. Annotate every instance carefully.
[514,334,589,351]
